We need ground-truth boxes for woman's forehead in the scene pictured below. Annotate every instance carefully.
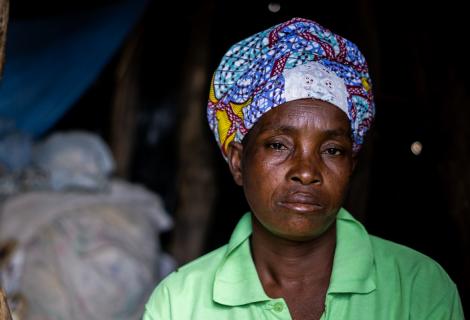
[253,99,351,134]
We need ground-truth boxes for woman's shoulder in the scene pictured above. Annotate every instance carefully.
[160,244,228,290]
[369,235,452,279]
[369,235,459,299]
[368,235,464,318]
[143,245,229,319]
[369,235,448,275]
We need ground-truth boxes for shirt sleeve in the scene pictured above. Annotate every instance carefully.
[421,283,465,320]
[410,260,465,320]
[142,280,173,320]
[449,286,465,320]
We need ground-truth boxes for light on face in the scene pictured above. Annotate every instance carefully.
[410,141,423,156]
[268,2,281,13]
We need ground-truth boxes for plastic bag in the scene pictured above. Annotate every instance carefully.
[0,179,173,320]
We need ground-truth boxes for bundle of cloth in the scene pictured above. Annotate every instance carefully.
[0,131,173,320]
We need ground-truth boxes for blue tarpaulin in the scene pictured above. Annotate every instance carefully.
[0,0,147,137]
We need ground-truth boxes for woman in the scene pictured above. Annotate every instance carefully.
[143,17,464,319]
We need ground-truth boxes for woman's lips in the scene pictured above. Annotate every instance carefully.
[277,193,323,213]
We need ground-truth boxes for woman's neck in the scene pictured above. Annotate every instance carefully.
[250,216,336,294]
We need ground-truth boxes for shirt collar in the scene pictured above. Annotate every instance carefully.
[213,208,376,306]
[328,208,376,294]
[213,212,269,306]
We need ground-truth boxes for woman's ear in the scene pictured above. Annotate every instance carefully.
[227,141,244,186]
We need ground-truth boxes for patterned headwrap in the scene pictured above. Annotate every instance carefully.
[207,17,375,159]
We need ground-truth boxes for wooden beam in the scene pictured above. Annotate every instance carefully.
[110,25,143,178]
[0,0,9,77]
[0,289,12,320]
[170,0,216,265]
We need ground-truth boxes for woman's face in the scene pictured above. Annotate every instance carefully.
[228,98,355,242]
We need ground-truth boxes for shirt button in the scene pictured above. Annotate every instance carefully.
[273,302,284,312]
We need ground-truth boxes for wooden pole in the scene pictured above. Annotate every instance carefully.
[439,75,470,308]
[0,0,8,77]
[170,0,216,265]
[0,2,11,316]
[0,289,12,320]
[110,25,143,178]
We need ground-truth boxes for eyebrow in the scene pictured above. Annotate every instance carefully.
[265,125,297,135]
[323,129,351,139]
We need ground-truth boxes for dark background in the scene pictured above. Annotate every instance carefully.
[9,0,469,315]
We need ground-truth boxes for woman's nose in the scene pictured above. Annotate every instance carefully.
[288,152,322,185]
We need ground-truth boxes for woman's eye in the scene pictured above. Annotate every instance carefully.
[267,142,287,150]
[325,148,343,156]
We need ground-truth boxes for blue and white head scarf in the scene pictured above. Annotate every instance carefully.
[207,17,375,159]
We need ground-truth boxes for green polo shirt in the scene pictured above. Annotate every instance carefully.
[143,208,464,319]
